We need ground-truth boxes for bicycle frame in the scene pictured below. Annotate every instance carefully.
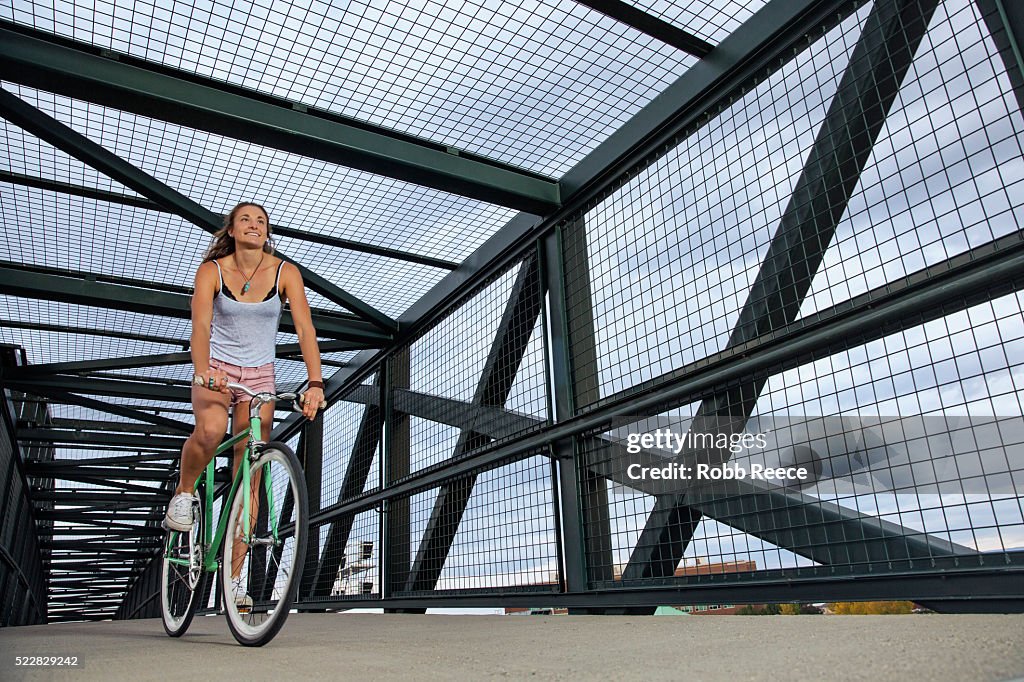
[165,410,278,574]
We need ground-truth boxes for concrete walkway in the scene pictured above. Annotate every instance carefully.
[2,613,1023,681]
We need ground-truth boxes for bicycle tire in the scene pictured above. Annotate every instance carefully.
[221,441,308,647]
[160,488,205,637]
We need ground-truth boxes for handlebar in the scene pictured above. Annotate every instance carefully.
[226,382,303,415]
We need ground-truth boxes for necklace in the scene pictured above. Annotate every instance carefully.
[233,252,265,295]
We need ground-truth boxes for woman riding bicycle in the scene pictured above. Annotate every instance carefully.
[164,201,325,533]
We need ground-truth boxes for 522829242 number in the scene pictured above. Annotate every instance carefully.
[14,656,79,666]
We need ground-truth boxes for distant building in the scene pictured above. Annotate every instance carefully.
[503,561,760,615]
[331,541,376,596]
[607,558,758,614]
[504,607,569,615]
[674,559,757,577]
[673,560,757,614]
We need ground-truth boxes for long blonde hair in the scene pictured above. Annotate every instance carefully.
[202,202,274,263]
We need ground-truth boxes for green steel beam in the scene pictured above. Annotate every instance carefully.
[49,560,155,569]
[0,169,154,208]
[26,452,175,466]
[37,510,164,521]
[0,84,398,331]
[31,491,166,506]
[0,260,192,294]
[14,352,195,375]
[31,465,195,488]
[14,340,356,375]
[274,225,458,271]
[12,388,193,434]
[292,568,1024,611]
[5,375,189,402]
[0,23,560,216]
[29,474,169,495]
[0,319,190,349]
[41,540,162,550]
[0,170,459,270]
[17,428,184,450]
[0,263,392,343]
[572,0,714,57]
[977,0,1024,114]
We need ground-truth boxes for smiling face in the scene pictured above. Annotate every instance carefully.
[227,204,270,250]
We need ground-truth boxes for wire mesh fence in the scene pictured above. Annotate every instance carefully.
[284,0,1024,608]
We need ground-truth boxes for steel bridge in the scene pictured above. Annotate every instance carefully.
[1,0,1023,628]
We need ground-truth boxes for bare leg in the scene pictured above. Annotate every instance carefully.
[176,386,230,494]
[230,399,275,579]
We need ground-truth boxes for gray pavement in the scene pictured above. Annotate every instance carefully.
[2,613,1023,681]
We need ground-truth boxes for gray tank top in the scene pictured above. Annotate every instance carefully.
[208,260,284,367]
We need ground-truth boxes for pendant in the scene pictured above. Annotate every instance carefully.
[242,281,251,294]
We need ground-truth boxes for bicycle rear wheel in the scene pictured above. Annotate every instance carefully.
[161,491,205,637]
[221,441,308,647]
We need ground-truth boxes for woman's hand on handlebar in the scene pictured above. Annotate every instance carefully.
[193,368,230,393]
[299,386,325,420]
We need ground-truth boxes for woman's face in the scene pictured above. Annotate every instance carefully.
[228,206,269,250]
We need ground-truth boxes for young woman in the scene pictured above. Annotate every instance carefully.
[164,202,325,537]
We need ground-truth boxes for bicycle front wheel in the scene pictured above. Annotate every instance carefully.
[221,441,308,647]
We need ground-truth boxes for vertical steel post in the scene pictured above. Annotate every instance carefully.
[382,348,415,611]
[540,229,588,596]
[297,416,323,608]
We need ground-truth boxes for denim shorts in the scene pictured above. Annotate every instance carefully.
[209,357,276,407]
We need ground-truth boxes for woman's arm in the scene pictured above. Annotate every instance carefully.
[281,262,324,419]
[191,262,228,392]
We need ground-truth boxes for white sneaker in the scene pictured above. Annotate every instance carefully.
[234,592,253,611]
[230,577,253,611]
[164,492,197,531]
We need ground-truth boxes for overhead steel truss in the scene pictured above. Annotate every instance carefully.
[0,22,561,216]
[0,170,460,271]
[0,86,398,333]
[0,262,391,343]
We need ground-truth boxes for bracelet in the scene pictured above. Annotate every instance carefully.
[308,380,324,389]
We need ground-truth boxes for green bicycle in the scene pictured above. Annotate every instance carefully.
[160,382,309,647]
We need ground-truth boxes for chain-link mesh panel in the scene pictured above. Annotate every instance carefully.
[562,6,873,410]
[390,253,548,479]
[303,509,379,603]
[564,0,1024,413]
[579,288,1024,588]
[320,378,381,512]
[388,453,558,597]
